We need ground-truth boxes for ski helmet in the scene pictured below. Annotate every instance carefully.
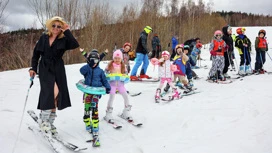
[214,30,223,37]
[123,42,132,49]
[175,44,184,51]
[161,51,170,57]
[183,45,190,50]
[258,29,266,36]
[144,26,153,34]
[87,49,100,66]
[196,43,202,48]
[236,27,246,34]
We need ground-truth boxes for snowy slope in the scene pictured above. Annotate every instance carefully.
[1,26,272,153]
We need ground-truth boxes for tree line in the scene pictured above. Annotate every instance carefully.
[0,0,272,71]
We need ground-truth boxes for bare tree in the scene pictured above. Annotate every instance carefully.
[0,0,9,32]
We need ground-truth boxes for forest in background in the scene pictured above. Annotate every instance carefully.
[1,0,272,71]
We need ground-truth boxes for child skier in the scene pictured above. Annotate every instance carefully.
[155,51,180,102]
[222,25,234,78]
[119,42,132,74]
[254,29,268,74]
[183,45,196,86]
[172,44,192,92]
[235,27,252,75]
[104,49,133,122]
[79,50,111,144]
[190,43,202,69]
[208,30,227,81]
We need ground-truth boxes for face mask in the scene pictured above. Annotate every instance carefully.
[88,59,96,68]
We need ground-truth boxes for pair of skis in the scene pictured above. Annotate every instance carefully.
[157,88,200,102]
[27,110,87,152]
[104,115,143,129]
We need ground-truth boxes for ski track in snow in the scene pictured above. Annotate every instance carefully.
[1,26,272,153]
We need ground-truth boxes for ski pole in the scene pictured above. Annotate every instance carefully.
[243,47,246,73]
[12,77,34,153]
[233,52,238,72]
[259,51,264,71]
[246,47,253,72]
[226,48,232,71]
[266,51,272,62]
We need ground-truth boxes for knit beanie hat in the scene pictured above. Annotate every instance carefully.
[113,49,123,60]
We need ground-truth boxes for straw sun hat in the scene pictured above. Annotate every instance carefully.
[45,16,67,29]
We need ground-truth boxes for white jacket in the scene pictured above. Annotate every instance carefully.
[158,59,172,78]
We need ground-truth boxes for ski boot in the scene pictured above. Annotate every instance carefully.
[207,75,218,82]
[188,79,194,87]
[238,66,246,76]
[183,85,193,94]
[49,112,58,137]
[155,88,161,103]
[172,88,180,99]
[245,65,253,74]
[120,105,133,122]
[218,74,226,81]
[175,81,184,89]
[104,107,114,123]
[39,110,52,135]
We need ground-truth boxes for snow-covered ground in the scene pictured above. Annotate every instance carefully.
[1,26,272,153]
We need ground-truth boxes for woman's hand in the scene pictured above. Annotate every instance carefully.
[62,23,70,32]
[29,70,36,78]
[79,48,84,52]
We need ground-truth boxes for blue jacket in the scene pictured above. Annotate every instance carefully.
[172,36,178,50]
[186,56,196,69]
[191,47,201,56]
[80,64,111,90]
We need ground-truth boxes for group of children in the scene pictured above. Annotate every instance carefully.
[78,26,269,142]
[208,27,268,81]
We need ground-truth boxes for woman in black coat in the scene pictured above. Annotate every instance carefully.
[29,16,79,135]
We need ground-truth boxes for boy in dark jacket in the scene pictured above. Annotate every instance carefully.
[151,33,161,58]
[80,50,111,145]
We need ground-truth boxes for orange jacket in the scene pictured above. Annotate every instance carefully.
[212,39,225,56]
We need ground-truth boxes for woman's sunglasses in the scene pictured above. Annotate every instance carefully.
[52,24,62,29]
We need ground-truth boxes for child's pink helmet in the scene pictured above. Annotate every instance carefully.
[161,51,170,57]
[214,30,223,37]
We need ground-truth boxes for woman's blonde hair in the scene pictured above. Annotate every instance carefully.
[45,16,66,39]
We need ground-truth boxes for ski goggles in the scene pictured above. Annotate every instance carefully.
[89,58,99,64]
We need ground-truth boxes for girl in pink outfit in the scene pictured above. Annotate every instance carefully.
[104,49,132,122]
[155,51,179,102]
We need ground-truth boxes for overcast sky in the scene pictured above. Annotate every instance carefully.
[1,0,272,32]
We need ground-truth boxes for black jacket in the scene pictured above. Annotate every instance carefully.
[222,26,234,52]
[136,31,148,54]
[31,30,79,110]
[151,36,161,51]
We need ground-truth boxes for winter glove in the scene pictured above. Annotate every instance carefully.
[106,88,111,94]
[210,51,216,56]
[224,45,229,51]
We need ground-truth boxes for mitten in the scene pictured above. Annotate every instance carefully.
[106,88,111,94]
[210,51,216,56]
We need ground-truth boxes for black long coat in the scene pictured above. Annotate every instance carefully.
[31,30,79,110]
